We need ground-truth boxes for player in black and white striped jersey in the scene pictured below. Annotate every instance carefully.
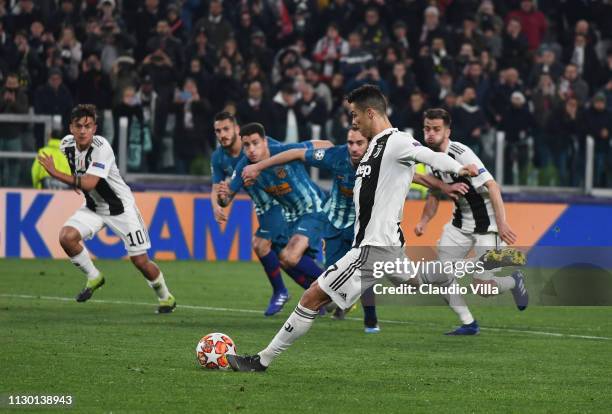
[36,104,176,313]
[227,86,508,372]
[415,108,528,335]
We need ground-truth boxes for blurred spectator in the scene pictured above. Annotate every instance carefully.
[31,126,71,190]
[391,20,410,58]
[110,55,139,105]
[76,53,112,110]
[313,22,349,80]
[34,68,73,134]
[187,26,217,75]
[387,61,416,112]
[0,73,28,186]
[131,0,162,61]
[82,18,103,57]
[345,64,388,95]
[432,70,454,107]
[414,37,454,96]
[482,22,503,59]
[329,72,346,115]
[500,18,529,75]
[57,26,82,83]
[28,21,46,61]
[507,0,547,51]
[488,67,524,124]
[165,3,186,44]
[419,6,451,50]
[146,19,184,75]
[392,90,428,139]
[48,0,80,36]
[305,67,332,113]
[113,85,150,170]
[172,77,213,173]
[452,86,488,154]
[455,60,490,108]
[479,49,498,76]
[532,73,560,166]
[195,0,233,52]
[547,97,584,186]
[454,16,486,55]
[499,91,535,182]
[99,20,137,75]
[563,33,600,90]
[584,93,612,187]
[242,60,269,96]
[296,82,327,138]
[6,29,45,97]
[11,0,43,34]
[219,38,244,81]
[210,56,243,113]
[135,74,161,170]
[378,44,403,80]
[476,0,504,35]
[558,63,589,104]
[357,7,389,54]
[339,31,374,82]
[236,79,275,130]
[248,30,274,74]
[272,81,306,142]
[322,0,355,36]
[528,47,563,87]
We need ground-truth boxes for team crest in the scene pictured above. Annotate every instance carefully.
[275,167,287,178]
[314,149,325,160]
[372,145,383,159]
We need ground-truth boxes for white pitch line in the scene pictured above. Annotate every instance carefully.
[1,293,611,342]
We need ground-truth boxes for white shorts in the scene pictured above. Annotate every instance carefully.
[318,246,412,309]
[437,223,505,279]
[64,205,151,256]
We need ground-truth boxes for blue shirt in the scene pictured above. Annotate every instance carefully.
[304,145,356,229]
[230,141,327,222]
[213,138,281,216]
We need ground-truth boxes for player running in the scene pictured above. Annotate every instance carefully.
[414,108,528,335]
[210,112,293,316]
[226,85,519,371]
[217,123,332,302]
[242,127,469,333]
[36,104,176,313]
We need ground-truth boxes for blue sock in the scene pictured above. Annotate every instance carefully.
[361,287,377,326]
[293,255,323,280]
[283,267,311,289]
[258,251,287,294]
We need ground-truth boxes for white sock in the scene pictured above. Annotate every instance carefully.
[491,275,515,293]
[258,303,318,367]
[148,272,170,300]
[69,247,100,280]
[442,278,475,325]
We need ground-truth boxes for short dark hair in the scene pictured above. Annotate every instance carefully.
[214,111,237,124]
[423,108,452,127]
[240,122,266,138]
[70,104,97,123]
[346,84,387,115]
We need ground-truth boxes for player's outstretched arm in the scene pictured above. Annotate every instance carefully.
[242,149,307,181]
[37,153,100,191]
[414,173,469,201]
[210,184,228,223]
[415,193,440,237]
[485,179,517,245]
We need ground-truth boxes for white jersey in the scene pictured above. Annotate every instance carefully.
[60,135,135,216]
[353,128,463,247]
[426,140,496,234]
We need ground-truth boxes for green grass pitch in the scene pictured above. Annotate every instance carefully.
[1,259,612,413]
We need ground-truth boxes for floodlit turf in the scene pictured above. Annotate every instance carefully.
[1,259,612,413]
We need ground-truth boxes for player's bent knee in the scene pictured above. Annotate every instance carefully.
[299,281,330,311]
[252,236,271,258]
[279,248,301,268]
[59,226,81,249]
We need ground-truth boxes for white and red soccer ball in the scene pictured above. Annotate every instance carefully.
[196,332,237,370]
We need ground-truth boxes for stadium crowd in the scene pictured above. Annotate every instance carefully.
[0,0,611,187]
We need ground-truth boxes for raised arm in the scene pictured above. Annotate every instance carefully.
[242,149,307,181]
[37,153,99,191]
[413,173,469,201]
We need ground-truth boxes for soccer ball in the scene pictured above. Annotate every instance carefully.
[195,332,237,370]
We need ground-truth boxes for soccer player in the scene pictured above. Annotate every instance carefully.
[414,108,528,335]
[36,104,176,313]
[217,123,332,298]
[210,112,292,316]
[226,85,489,371]
[242,127,470,333]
